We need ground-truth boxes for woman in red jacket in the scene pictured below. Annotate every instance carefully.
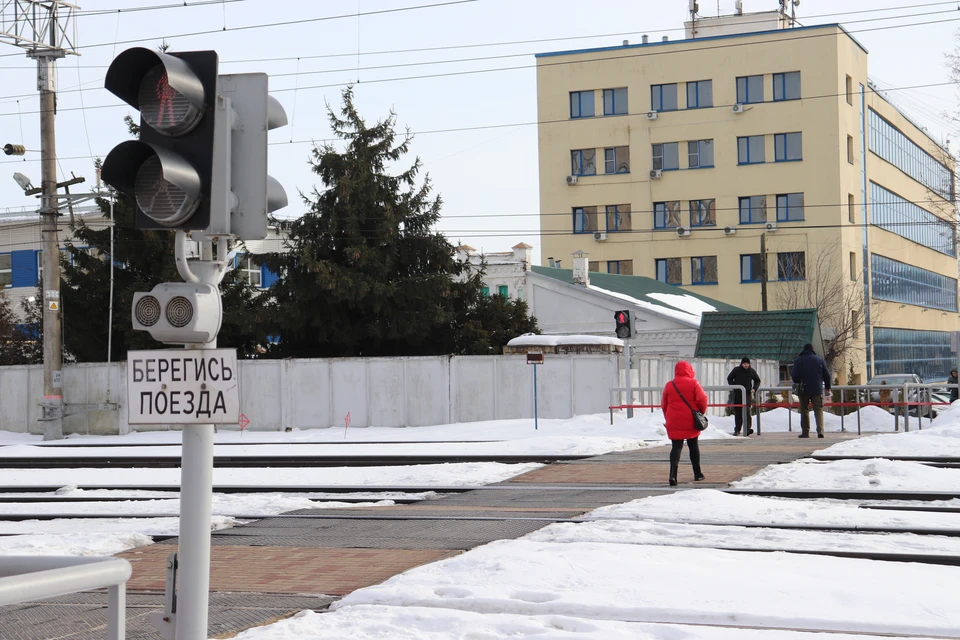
[661,360,707,486]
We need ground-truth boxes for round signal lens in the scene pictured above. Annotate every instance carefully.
[134,296,161,327]
[166,296,194,328]
[134,155,200,227]
[138,63,202,136]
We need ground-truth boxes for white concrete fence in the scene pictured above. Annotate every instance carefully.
[0,355,778,435]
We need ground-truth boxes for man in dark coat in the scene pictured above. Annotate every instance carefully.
[949,369,959,404]
[791,343,832,439]
[727,357,761,436]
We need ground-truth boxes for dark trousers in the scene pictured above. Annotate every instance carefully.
[798,392,825,435]
[669,438,702,480]
[733,398,752,433]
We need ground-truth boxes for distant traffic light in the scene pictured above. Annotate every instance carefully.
[614,310,632,339]
[101,47,220,231]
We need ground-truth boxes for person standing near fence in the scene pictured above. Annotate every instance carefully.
[727,357,761,436]
[949,369,959,404]
[661,361,707,486]
[792,343,831,439]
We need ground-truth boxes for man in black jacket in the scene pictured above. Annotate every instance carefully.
[727,357,761,436]
[792,343,832,439]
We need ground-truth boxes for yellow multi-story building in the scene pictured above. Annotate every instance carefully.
[536,10,959,383]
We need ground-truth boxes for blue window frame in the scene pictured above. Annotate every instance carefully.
[870,182,955,256]
[654,201,682,229]
[868,109,955,201]
[604,146,630,173]
[736,75,764,104]
[606,204,631,232]
[570,148,597,176]
[738,195,767,224]
[740,254,763,283]
[777,251,805,281]
[776,193,804,222]
[686,80,713,109]
[871,253,958,312]
[573,206,598,234]
[607,260,633,275]
[603,87,628,115]
[650,83,677,112]
[773,71,801,101]
[656,258,682,285]
[774,132,802,162]
[874,328,953,382]
[689,199,716,227]
[687,139,714,168]
[570,90,595,118]
[652,142,679,170]
[691,256,718,285]
[737,135,765,164]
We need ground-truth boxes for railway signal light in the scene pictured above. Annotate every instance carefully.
[132,282,222,344]
[614,309,633,339]
[101,47,219,231]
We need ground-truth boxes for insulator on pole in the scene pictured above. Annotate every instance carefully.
[3,143,26,156]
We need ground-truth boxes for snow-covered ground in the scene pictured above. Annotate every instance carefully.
[5,407,960,638]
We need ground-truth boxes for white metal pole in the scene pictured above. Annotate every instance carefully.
[625,343,634,419]
[107,583,126,640]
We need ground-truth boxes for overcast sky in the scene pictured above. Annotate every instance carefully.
[0,0,957,263]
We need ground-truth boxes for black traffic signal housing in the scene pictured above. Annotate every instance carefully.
[101,48,219,231]
[614,310,632,339]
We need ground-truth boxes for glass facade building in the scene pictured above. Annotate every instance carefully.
[873,327,953,381]
[869,182,955,257]
[871,254,958,312]
[868,109,954,201]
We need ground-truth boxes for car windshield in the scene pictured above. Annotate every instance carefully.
[870,375,917,385]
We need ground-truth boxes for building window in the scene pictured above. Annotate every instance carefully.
[686,80,713,108]
[604,146,630,173]
[570,148,597,176]
[481,286,490,297]
[498,285,509,297]
[0,253,11,288]
[689,199,716,227]
[736,74,764,104]
[654,201,682,229]
[652,142,679,170]
[573,206,599,233]
[737,135,765,164]
[869,109,954,201]
[740,254,763,283]
[848,193,856,223]
[847,135,855,164]
[606,204,632,232]
[687,139,714,168]
[570,90,595,118]
[845,75,853,105]
[870,182,956,257]
[691,256,718,284]
[850,252,857,281]
[738,195,767,224]
[650,83,678,112]
[776,193,804,222]
[777,252,806,281]
[852,310,859,338]
[874,327,953,381]
[603,87,628,115]
[774,132,802,162]
[871,254,959,311]
[588,261,599,272]
[773,71,801,101]
[607,260,633,275]
[656,257,682,285]
[237,255,262,287]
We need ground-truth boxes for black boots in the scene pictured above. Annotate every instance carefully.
[669,460,679,486]
[669,475,678,486]
[694,473,705,481]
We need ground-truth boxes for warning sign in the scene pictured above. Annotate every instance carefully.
[47,301,59,311]
[127,349,240,425]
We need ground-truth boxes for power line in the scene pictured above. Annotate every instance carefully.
[74,0,250,18]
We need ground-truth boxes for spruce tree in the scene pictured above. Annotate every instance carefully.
[262,88,537,357]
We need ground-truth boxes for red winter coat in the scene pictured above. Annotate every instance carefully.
[661,361,709,440]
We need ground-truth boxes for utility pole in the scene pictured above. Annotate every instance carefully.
[1,2,79,441]
[760,232,768,311]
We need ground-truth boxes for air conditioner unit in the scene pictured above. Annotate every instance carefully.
[732,103,745,114]
[594,232,607,242]
[723,226,737,236]
[566,175,578,185]
[649,169,662,179]
[646,110,658,120]
[677,226,691,237]
[765,222,778,232]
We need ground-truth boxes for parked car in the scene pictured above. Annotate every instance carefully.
[867,374,930,417]
[930,392,953,417]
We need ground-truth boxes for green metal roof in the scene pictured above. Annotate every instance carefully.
[531,266,742,315]
[694,309,824,362]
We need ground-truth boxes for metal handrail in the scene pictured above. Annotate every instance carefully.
[0,556,131,640]
[609,385,748,432]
